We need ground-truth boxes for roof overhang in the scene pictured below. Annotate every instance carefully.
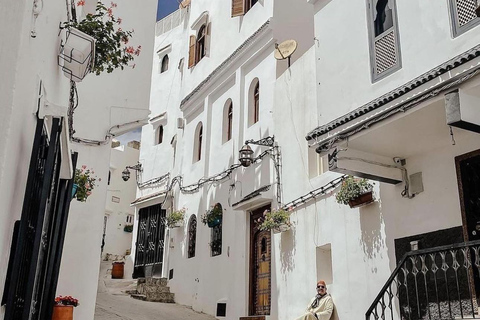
[306,45,480,155]
[131,190,167,207]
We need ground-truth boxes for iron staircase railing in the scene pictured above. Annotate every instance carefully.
[366,240,480,320]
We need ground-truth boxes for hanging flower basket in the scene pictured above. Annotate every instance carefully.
[258,208,292,233]
[201,205,223,228]
[123,224,133,233]
[273,223,291,234]
[73,165,99,202]
[71,183,78,201]
[335,176,374,209]
[348,191,374,208]
[166,208,186,228]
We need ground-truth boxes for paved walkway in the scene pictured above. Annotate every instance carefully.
[94,262,215,320]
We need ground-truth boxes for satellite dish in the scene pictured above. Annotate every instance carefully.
[274,40,297,60]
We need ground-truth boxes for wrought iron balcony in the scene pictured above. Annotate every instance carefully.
[366,240,480,320]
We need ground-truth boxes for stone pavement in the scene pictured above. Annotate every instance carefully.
[95,262,216,320]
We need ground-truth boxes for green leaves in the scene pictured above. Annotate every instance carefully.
[258,208,292,231]
[335,176,373,205]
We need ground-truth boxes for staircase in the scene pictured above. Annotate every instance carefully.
[366,240,480,320]
[128,277,175,303]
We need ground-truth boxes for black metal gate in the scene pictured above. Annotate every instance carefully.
[133,204,166,278]
[1,118,77,320]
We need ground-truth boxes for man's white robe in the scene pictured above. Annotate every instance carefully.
[294,294,334,320]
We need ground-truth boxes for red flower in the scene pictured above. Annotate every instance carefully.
[126,46,135,54]
[77,0,85,6]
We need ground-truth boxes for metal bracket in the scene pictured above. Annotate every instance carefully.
[245,136,275,147]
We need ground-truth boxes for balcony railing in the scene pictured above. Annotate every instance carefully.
[366,240,480,320]
[155,9,185,36]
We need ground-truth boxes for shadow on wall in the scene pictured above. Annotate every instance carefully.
[359,200,385,271]
[279,226,296,280]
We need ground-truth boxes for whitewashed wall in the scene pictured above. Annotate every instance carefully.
[55,0,156,319]
[103,143,140,260]
[0,0,71,318]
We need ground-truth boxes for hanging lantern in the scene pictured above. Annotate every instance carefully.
[58,28,95,82]
[122,168,131,181]
[239,144,254,167]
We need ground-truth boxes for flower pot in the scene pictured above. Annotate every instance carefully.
[348,191,374,208]
[273,223,291,234]
[207,217,222,228]
[52,305,73,320]
[169,220,184,228]
[111,262,124,279]
[71,184,78,201]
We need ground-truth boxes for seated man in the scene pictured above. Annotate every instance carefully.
[295,280,334,320]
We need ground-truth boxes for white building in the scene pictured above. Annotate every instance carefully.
[0,0,155,319]
[102,141,140,262]
[134,1,480,320]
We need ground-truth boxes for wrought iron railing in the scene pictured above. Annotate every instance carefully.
[366,240,480,320]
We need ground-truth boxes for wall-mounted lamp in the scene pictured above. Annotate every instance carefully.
[238,136,275,168]
[122,162,143,181]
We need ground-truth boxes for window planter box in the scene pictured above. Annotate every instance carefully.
[348,191,374,208]
[273,223,291,234]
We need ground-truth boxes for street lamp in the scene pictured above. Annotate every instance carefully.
[122,163,143,181]
[238,136,275,168]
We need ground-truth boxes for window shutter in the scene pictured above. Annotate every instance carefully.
[232,0,246,17]
[188,35,196,69]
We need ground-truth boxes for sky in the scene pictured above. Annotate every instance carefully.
[115,127,142,146]
[157,0,179,21]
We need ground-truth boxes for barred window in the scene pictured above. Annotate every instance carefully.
[367,0,401,82]
[188,215,197,258]
[449,0,480,37]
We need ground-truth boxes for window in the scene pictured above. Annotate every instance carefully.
[188,215,197,258]
[108,170,111,185]
[223,99,233,143]
[248,78,260,126]
[193,122,203,162]
[161,54,169,73]
[316,244,333,285]
[231,0,259,17]
[157,125,164,145]
[211,203,222,257]
[449,0,480,37]
[367,0,401,82]
[126,214,134,224]
[197,25,206,62]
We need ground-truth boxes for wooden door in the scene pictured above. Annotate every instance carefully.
[249,205,271,316]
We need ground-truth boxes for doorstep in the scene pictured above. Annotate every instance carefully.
[239,316,270,320]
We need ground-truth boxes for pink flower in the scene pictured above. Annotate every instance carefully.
[110,1,117,7]
[82,165,87,169]
[117,17,122,24]
[77,0,85,6]
[126,46,135,54]
[107,8,113,17]
[85,184,90,189]
[86,191,92,196]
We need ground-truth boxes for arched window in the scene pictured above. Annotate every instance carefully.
[188,215,197,258]
[161,54,169,73]
[248,78,260,126]
[223,99,233,143]
[211,203,222,256]
[193,122,203,162]
[196,25,206,63]
[157,125,163,145]
[254,82,259,124]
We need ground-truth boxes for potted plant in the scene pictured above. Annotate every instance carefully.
[335,175,374,208]
[63,1,141,76]
[258,208,292,234]
[201,205,223,228]
[73,165,99,202]
[53,295,79,320]
[166,208,186,228]
[123,224,133,233]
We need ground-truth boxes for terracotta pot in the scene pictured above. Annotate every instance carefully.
[52,305,73,320]
[112,261,125,279]
[348,191,374,208]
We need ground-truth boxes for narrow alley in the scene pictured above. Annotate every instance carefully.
[95,262,215,320]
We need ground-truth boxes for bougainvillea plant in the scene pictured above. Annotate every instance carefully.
[55,295,79,307]
[73,165,99,202]
[64,1,141,75]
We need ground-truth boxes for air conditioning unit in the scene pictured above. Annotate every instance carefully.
[177,118,184,129]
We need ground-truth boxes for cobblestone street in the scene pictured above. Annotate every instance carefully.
[94,263,215,320]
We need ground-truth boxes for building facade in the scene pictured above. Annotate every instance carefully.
[133,0,480,320]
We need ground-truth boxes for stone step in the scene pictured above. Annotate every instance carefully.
[130,293,147,301]
[146,292,175,303]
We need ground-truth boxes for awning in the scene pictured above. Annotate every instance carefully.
[131,190,167,206]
